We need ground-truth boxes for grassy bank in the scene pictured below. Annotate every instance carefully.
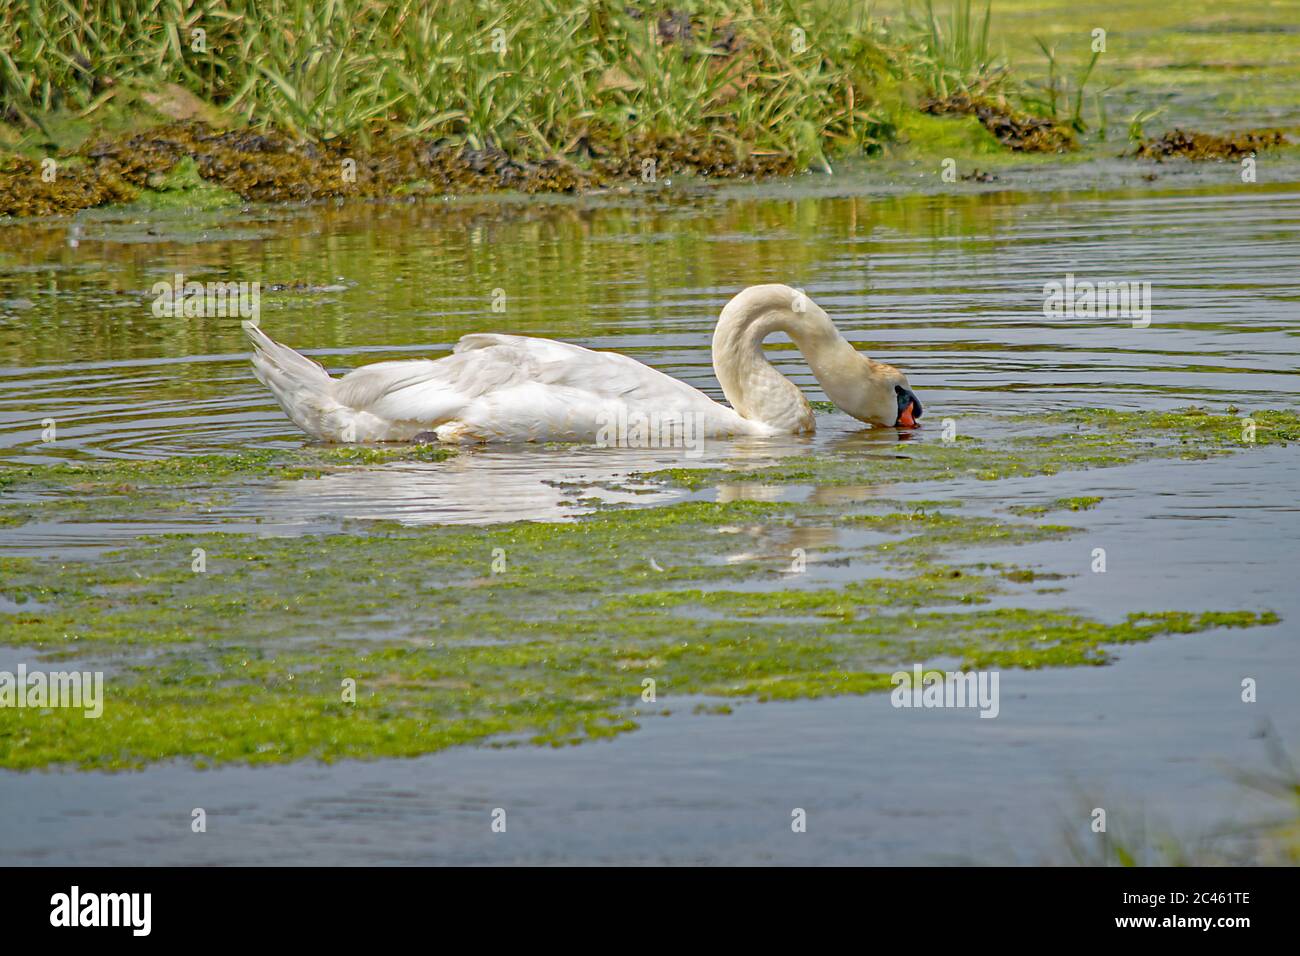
[1,0,893,153]
[0,0,1095,215]
[0,1,901,199]
[2,1,1296,216]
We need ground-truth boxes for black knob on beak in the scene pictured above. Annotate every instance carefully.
[895,385,922,426]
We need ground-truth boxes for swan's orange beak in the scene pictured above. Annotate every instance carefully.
[894,385,922,428]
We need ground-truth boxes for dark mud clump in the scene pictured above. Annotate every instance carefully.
[77,122,595,204]
[1135,128,1289,161]
[1,120,797,217]
[920,92,1077,153]
[590,120,796,180]
[0,155,138,218]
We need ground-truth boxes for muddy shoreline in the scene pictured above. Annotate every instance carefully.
[3,113,1291,221]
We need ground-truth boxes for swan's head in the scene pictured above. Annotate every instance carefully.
[845,360,923,429]
[713,284,923,430]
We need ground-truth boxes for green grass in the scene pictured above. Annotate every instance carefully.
[0,0,898,165]
[4,0,1293,198]
[1061,730,1300,865]
[904,0,1005,99]
[895,0,1300,137]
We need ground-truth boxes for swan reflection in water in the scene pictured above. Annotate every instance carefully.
[263,414,915,528]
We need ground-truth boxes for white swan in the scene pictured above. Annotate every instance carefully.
[242,284,922,444]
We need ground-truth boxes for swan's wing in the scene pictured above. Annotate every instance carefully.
[332,349,540,426]
[454,333,585,363]
[454,334,724,409]
[331,334,753,440]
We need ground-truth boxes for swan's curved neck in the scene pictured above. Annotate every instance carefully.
[711,285,863,432]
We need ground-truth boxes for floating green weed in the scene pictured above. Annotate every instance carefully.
[0,406,1292,769]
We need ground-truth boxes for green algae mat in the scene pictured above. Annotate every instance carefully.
[0,407,1295,770]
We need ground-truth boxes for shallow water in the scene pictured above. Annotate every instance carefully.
[4,184,1299,452]
[2,176,1298,864]
[2,178,1297,527]
[5,448,1298,864]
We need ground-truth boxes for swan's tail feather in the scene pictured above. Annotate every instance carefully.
[243,320,330,387]
[242,321,351,441]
